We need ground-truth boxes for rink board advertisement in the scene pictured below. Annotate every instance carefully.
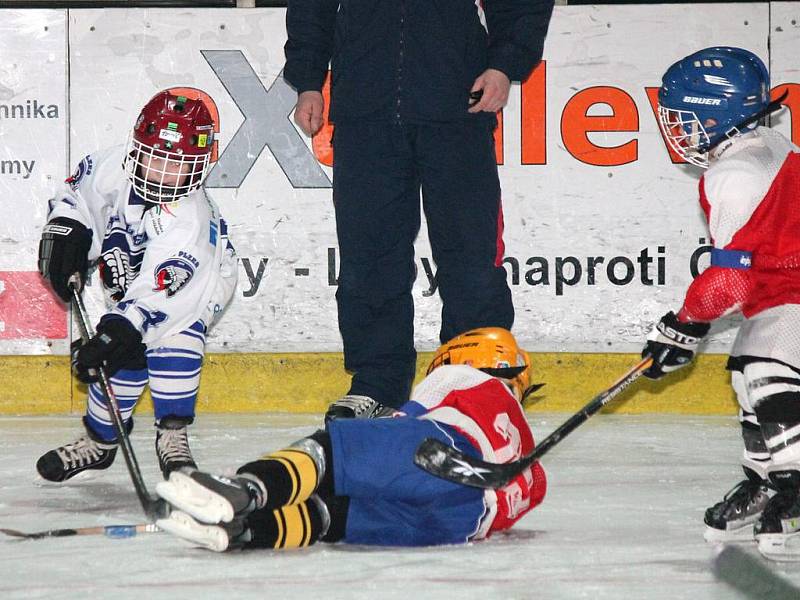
[0,11,68,355]
[0,4,797,360]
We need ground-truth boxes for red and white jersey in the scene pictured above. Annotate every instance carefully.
[404,364,547,540]
[46,145,238,346]
[679,127,800,323]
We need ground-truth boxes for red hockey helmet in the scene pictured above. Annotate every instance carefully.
[123,91,215,204]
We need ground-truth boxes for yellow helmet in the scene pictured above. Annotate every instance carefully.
[427,327,535,402]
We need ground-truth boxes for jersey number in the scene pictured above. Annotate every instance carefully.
[493,412,522,463]
[136,307,168,332]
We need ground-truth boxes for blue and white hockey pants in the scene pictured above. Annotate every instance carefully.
[85,321,205,442]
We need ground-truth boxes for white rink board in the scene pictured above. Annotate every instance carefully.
[2,4,794,355]
[0,11,66,264]
[0,10,68,355]
[771,4,800,130]
[498,4,766,354]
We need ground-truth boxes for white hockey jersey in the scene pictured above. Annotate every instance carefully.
[46,145,237,346]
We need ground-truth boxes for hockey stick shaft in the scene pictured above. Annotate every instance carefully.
[413,356,653,489]
[69,276,167,520]
[526,356,653,459]
[713,545,800,599]
[1,523,160,540]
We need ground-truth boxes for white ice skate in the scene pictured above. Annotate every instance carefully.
[156,470,260,524]
[156,510,249,552]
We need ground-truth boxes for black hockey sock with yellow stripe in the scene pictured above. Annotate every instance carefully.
[246,498,328,550]
[236,431,331,509]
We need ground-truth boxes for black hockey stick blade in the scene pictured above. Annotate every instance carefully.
[414,356,653,489]
[144,498,170,521]
[1,523,160,540]
[414,438,527,488]
[1,527,79,539]
[712,545,800,599]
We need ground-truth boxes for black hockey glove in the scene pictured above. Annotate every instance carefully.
[642,311,710,380]
[38,217,92,302]
[72,317,146,383]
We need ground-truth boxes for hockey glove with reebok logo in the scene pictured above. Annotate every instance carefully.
[642,311,710,380]
[73,316,146,383]
[38,217,92,302]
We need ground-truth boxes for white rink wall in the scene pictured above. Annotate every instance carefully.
[0,4,798,356]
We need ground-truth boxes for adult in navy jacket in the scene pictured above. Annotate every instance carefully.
[284,0,555,419]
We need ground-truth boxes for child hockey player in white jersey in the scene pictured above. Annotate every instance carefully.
[36,90,237,482]
[154,328,547,552]
[640,46,800,561]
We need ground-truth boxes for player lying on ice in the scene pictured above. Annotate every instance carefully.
[155,328,547,551]
[642,46,800,561]
[36,90,237,482]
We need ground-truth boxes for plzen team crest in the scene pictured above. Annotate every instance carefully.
[154,257,195,297]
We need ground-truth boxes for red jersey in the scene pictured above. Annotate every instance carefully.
[405,364,547,540]
[679,127,800,322]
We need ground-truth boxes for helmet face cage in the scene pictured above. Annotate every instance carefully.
[657,105,711,168]
[124,136,211,204]
[124,91,215,204]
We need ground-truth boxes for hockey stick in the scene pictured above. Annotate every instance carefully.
[413,356,653,489]
[712,545,800,599]
[1,523,160,540]
[69,275,168,520]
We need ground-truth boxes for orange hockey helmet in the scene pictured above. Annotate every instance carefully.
[427,328,535,402]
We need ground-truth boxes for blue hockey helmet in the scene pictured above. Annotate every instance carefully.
[657,47,775,167]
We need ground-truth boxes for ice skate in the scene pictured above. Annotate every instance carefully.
[155,416,197,478]
[703,471,774,542]
[324,394,395,423]
[36,419,119,483]
[156,469,264,524]
[755,471,800,561]
[156,510,251,552]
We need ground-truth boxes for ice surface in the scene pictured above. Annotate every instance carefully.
[1,414,799,599]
